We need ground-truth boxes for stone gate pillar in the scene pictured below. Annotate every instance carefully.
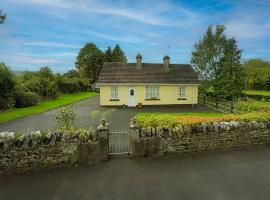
[129,119,141,157]
[97,119,110,161]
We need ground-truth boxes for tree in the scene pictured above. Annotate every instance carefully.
[111,44,127,62]
[0,63,15,109]
[39,66,54,81]
[243,59,270,90]
[214,38,244,97]
[0,10,6,24]
[75,43,105,83]
[105,46,113,62]
[191,25,244,98]
[63,69,79,78]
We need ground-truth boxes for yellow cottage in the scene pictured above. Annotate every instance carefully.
[97,54,200,107]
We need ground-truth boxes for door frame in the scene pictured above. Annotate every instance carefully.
[128,86,136,107]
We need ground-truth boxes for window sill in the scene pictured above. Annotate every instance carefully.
[110,99,120,101]
[177,98,187,100]
[145,98,160,101]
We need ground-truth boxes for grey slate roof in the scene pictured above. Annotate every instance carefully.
[97,62,200,84]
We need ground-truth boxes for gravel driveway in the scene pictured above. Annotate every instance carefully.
[0,95,214,133]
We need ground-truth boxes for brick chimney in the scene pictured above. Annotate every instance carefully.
[163,55,170,71]
[136,54,142,69]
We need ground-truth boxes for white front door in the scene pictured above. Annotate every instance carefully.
[128,86,136,107]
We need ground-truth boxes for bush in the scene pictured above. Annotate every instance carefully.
[236,99,270,113]
[14,91,40,107]
[56,107,77,130]
[0,63,15,109]
[135,112,270,128]
[0,97,15,110]
[56,77,89,94]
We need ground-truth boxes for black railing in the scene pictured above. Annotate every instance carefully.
[198,95,239,113]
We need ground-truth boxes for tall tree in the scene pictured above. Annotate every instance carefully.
[0,10,6,24]
[191,25,244,98]
[215,38,244,97]
[105,46,113,62]
[111,44,127,62]
[75,43,105,83]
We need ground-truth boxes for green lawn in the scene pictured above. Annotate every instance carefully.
[136,112,224,118]
[0,92,97,123]
[243,90,270,97]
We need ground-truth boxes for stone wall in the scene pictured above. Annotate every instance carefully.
[129,121,270,157]
[0,123,109,175]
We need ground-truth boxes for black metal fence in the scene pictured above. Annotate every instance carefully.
[198,95,238,113]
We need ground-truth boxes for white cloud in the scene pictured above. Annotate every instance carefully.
[87,30,156,45]
[240,0,270,6]
[8,0,198,27]
[0,53,68,65]
[24,41,81,48]
[225,17,270,39]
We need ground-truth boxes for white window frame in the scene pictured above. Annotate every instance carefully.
[146,86,159,99]
[111,86,118,99]
[179,86,186,98]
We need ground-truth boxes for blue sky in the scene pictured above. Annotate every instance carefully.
[1,0,270,72]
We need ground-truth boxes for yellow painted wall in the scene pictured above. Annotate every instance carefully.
[99,85,198,106]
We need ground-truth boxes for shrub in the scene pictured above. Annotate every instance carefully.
[56,77,89,94]
[56,107,77,130]
[14,91,40,107]
[0,96,15,110]
[135,112,270,128]
[236,99,270,113]
[0,63,15,109]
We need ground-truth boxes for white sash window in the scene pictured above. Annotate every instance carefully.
[111,86,118,99]
[146,86,159,99]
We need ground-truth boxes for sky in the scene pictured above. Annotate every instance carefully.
[1,0,270,73]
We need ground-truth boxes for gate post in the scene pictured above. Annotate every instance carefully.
[97,119,110,161]
[129,119,141,157]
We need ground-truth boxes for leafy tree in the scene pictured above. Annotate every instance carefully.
[105,46,113,62]
[111,44,127,62]
[39,66,54,81]
[0,63,15,109]
[63,69,79,78]
[0,10,6,24]
[243,59,270,90]
[191,25,244,98]
[214,38,244,97]
[75,43,105,83]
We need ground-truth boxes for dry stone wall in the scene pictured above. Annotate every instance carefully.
[0,125,109,175]
[129,121,270,157]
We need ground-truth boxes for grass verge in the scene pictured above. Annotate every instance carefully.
[0,92,97,123]
[243,90,270,97]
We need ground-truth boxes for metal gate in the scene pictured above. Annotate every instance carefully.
[109,130,129,155]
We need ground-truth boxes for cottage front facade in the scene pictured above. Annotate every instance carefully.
[97,54,200,107]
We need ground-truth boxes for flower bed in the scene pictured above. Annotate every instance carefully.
[135,112,270,129]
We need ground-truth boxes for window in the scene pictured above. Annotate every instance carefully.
[130,89,134,96]
[146,86,159,99]
[111,86,118,99]
[179,86,186,98]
